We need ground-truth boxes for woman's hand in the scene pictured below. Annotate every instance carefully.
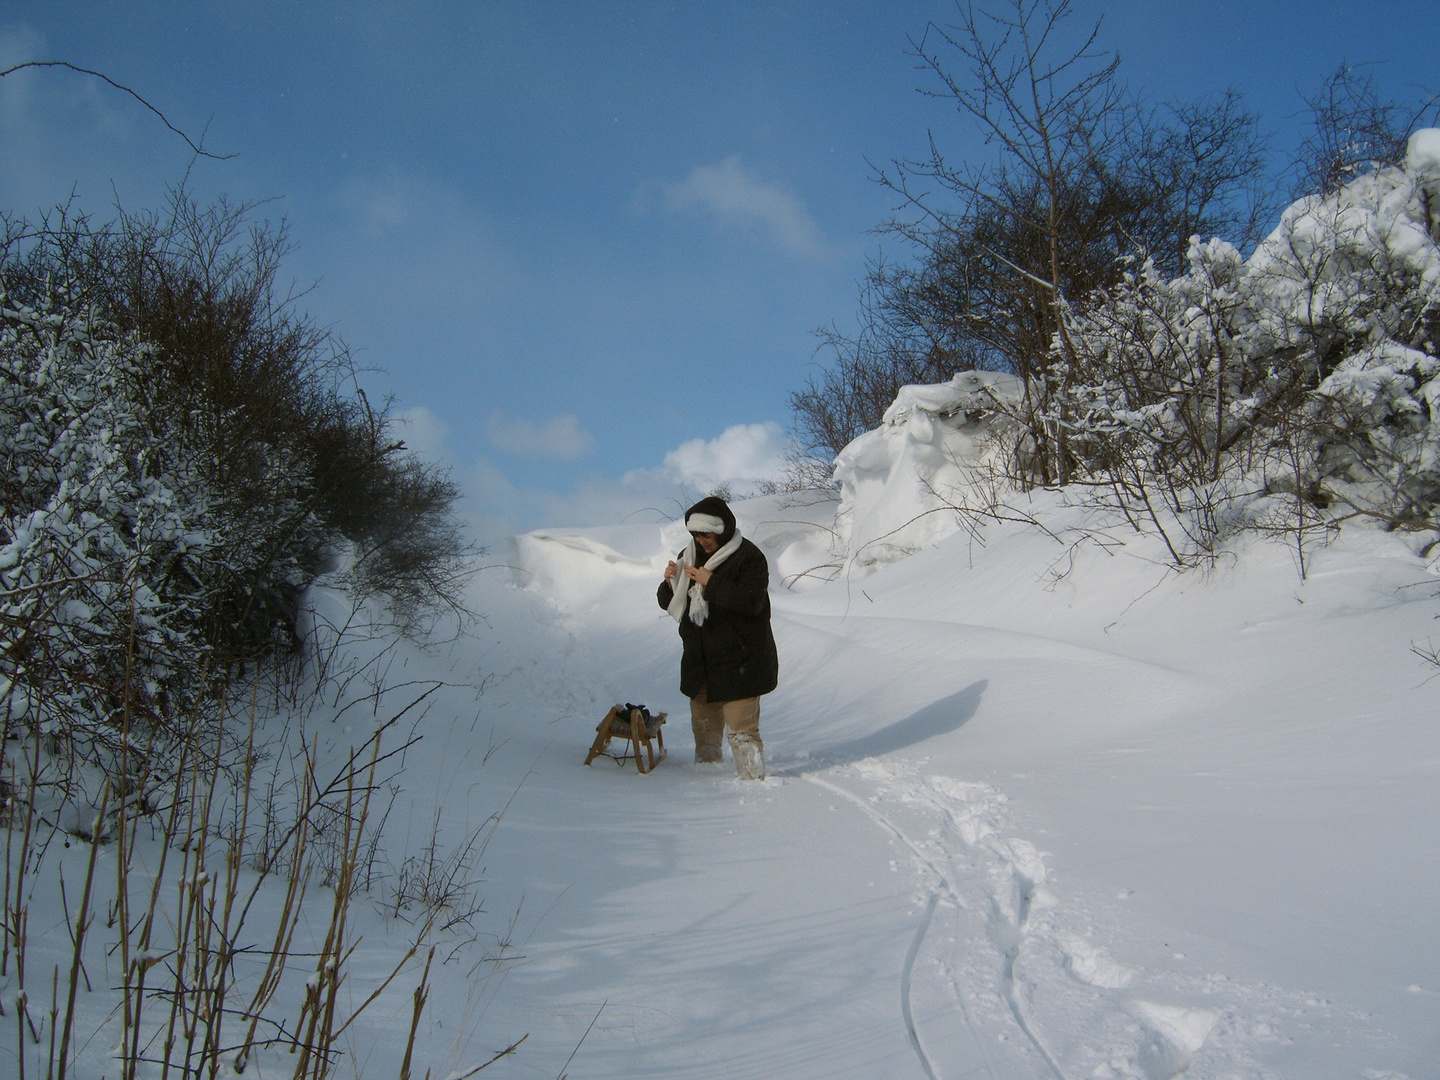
[664,561,678,582]
[683,564,712,586]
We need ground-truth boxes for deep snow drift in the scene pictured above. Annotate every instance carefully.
[489,481,1439,1079]
[11,441,1437,1080]
[18,416,1439,1078]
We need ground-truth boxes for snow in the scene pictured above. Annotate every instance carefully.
[1407,127,1440,187]
[270,457,1427,1079]
[455,486,1437,1079]
[832,370,1023,574]
[17,464,1440,1078]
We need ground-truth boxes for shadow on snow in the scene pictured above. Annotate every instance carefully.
[795,680,988,770]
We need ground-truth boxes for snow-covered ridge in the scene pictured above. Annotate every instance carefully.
[499,452,1438,1077]
[509,492,843,608]
[832,370,1023,573]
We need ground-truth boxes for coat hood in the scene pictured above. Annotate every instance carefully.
[684,495,737,546]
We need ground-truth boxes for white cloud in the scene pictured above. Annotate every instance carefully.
[456,422,789,546]
[0,26,45,102]
[387,411,791,548]
[456,456,681,550]
[658,156,832,261]
[485,410,596,461]
[653,421,788,493]
[340,175,412,238]
[393,406,453,461]
[336,170,456,240]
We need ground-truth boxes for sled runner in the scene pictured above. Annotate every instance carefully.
[584,703,667,773]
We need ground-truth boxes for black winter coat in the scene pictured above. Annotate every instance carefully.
[657,538,779,702]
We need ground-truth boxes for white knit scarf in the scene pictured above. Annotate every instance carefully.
[666,529,743,626]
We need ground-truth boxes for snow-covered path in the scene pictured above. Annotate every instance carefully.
[395,505,1440,1080]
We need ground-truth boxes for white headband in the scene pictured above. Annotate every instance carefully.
[686,512,725,535]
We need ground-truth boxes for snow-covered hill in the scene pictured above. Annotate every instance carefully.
[482,473,1439,1078]
[12,428,1435,1079]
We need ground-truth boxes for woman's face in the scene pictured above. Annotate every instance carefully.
[693,532,721,555]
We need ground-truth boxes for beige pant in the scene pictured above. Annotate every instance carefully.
[690,684,762,763]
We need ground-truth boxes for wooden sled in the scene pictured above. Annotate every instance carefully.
[584,705,667,773]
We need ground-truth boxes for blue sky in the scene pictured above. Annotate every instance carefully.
[2,1,1437,539]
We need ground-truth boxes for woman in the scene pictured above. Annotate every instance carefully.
[657,496,778,780]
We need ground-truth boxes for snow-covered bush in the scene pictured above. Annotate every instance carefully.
[0,191,482,1079]
[1049,128,1440,560]
[820,130,1440,571]
[0,194,472,796]
[3,196,471,659]
[1287,130,1440,524]
[0,283,479,1073]
[0,292,213,776]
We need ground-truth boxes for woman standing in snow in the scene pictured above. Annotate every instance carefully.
[658,496,778,780]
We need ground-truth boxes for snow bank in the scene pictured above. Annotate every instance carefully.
[831,370,1023,573]
[509,527,670,613]
[494,483,1440,1078]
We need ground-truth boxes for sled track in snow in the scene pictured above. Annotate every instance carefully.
[802,773,981,1080]
[905,780,1069,1080]
[900,891,942,1080]
[991,875,1068,1080]
[803,770,1072,1080]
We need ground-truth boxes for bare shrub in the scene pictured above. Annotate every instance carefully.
[390,811,492,931]
[0,665,491,1079]
[794,0,1273,479]
[1291,63,1440,199]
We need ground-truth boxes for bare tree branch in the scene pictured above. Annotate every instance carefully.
[0,60,235,160]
